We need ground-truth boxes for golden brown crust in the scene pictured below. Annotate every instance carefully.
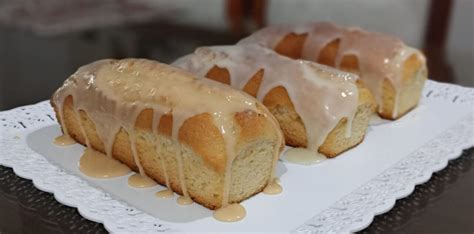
[52,94,280,209]
[158,114,173,136]
[319,100,373,156]
[206,65,308,147]
[205,65,375,155]
[274,33,308,59]
[317,39,340,67]
[379,54,426,120]
[322,131,365,158]
[135,108,154,130]
[243,69,265,97]
[272,31,426,120]
[402,54,424,84]
[206,65,265,98]
[57,95,278,173]
[178,113,226,173]
[205,65,231,84]
[50,58,285,210]
[262,86,308,147]
[340,54,360,76]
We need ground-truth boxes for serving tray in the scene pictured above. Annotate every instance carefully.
[0,80,473,233]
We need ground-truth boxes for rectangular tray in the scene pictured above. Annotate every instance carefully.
[1,80,473,233]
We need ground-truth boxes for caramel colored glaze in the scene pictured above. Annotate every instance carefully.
[79,148,131,178]
[151,111,172,192]
[173,44,361,195]
[238,22,427,119]
[262,179,283,195]
[178,113,226,173]
[173,44,358,152]
[177,196,193,205]
[51,58,283,212]
[54,134,76,146]
[213,204,246,222]
[155,189,174,199]
[128,173,157,188]
[284,148,327,165]
[261,86,308,147]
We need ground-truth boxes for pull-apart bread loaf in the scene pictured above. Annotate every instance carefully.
[173,45,376,157]
[50,59,284,209]
[239,22,427,119]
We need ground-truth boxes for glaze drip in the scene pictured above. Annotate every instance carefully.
[79,148,131,178]
[128,173,157,188]
[151,110,173,191]
[155,189,174,199]
[54,135,76,146]
[213,204,246,222]
[177,196,193,205]
[173,44,359,152]
[283,148,327,165]
[52,58,283,215]
[238,22,427,115]
[263,178,283,195]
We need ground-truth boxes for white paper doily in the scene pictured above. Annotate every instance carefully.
[0,80,473,233]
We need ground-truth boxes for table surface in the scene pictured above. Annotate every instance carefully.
[0,5,472,232]
[0,148,472,233]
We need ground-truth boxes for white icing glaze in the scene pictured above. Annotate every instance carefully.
[213,203,246,222]
[151,110,172,190]
[213,111,238,206]
[52,59,283,212]
[263,178,283,195]
[177,196,193,205]
[283,148,327,165]
[173,44,359,152]
[74,109,91,147]
[53,134,76,146]
[155,189,174,199]
[239,22,427,116]
[128,173,157,188]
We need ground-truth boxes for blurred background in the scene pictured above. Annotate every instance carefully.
[0,0,472,110]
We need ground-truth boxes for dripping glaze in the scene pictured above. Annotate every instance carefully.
[213,204,246,222]
[283,148,327,165]
[155,189,174,199]
[173,44,359,152]
[79,148,131,178]
[263,178,283,195]
[177,196,193,205]
[128,173,157,188]
[52,58,283,220]
[54,134,76,146]
[238,22,427,117]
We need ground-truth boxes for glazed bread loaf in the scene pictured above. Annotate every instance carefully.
[50,59,283,209]
[239,22,427,119]
[173,45,376,157]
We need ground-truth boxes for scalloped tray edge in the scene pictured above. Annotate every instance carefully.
[349,141,473,233]
[1,80,473,233]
